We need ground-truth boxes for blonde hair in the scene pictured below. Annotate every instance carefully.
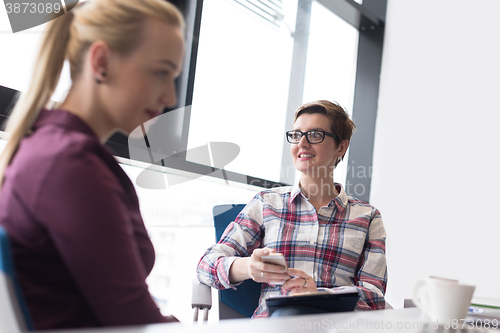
[0,0,184,190]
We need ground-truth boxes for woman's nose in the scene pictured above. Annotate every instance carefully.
[160,82,177,107]
[298,134,309,147]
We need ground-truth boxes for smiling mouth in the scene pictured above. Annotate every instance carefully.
[299,153,315,158]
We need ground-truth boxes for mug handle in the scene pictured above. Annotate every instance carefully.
[412,278,430,315]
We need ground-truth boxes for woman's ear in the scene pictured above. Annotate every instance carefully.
[88,40,110,84]
[338,139,349,157]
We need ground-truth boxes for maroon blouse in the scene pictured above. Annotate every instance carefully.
[0,109,169,329]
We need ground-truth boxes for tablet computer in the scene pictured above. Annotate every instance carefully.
[265,291,359,317]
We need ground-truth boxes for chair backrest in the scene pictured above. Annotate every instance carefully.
[213,204,262,319]
[0,226,34,332]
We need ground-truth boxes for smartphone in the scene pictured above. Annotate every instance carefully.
[261,253,288,285]
[261,253,287,269]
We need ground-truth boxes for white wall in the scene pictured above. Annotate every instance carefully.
[372,0,500,308]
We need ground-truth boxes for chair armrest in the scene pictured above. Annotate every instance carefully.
[192,280,212,322]
[191,279,212,309]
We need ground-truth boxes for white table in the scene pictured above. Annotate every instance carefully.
[42,308,492,333]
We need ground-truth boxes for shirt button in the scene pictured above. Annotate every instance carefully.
[310,240,315,245]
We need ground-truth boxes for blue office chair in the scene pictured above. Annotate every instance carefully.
[192,204,262,321]
[0,226,34,332]
[191,204,393,321]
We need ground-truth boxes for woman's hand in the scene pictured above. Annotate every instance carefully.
[248,248,290,284]
[282,268,317,295]
[229,248,290,284]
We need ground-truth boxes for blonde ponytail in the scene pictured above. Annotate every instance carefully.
[0,12,74,190]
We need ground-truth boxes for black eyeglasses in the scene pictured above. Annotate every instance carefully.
[286,130,339,144]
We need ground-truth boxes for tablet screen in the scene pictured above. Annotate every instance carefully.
[265,292,359,316]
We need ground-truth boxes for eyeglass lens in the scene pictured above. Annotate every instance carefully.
[287,131,324,143]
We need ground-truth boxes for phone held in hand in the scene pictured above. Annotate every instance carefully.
[261,253,287,269]
[261,253,288,285]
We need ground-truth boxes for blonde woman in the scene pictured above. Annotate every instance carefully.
[0,0,184,329]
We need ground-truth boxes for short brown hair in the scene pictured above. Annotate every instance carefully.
[294,100,356,166]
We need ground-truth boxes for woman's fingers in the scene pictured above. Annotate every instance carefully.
[283,268,317,294]
[286,268,310,279]
[251,247,276,260]
[249,248,289,283]
[257,270,290,284]
[249,261,289,283]
[282,276,308,290]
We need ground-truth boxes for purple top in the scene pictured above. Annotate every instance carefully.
[0,110,169,329]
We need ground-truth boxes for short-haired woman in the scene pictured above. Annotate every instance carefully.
[197,100,387,317]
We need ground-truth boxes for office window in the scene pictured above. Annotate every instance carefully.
[0,16,44,94]
[301,1,359,185]
[188,0,298,183]
[0,2,98,101]
[0,2,77,103]
[188,0,359,186]
[303,2,358,114]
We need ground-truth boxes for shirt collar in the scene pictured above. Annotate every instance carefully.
[33,109,99,140]
[333,183,348,211]
[291,182,304,202]
[291,181,349,212]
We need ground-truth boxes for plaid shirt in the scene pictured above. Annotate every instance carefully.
[197,183,387,317]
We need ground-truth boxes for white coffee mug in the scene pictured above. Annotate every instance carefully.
[412,276,475,324]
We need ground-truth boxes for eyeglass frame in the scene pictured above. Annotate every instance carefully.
[286,130,339,144]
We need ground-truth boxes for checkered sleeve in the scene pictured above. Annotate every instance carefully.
[196,194,265,290]
[354,208,388,310]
